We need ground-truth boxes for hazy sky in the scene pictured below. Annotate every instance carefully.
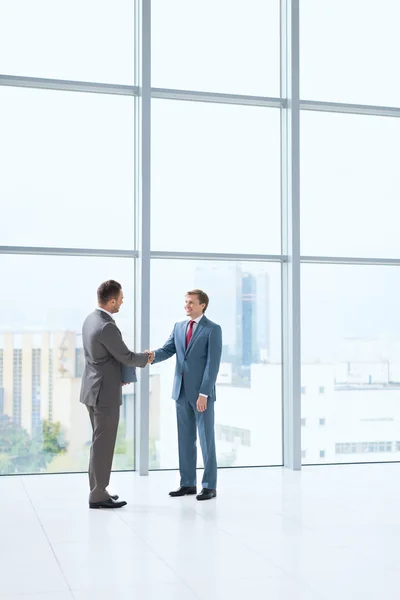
[0,0,136,84]
[1,0,400,364]
[301,0,400,107]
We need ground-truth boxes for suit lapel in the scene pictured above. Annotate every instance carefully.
[178,321,185,355]
[185,317,207,354]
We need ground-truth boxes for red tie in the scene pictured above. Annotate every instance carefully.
[186,320,195,348]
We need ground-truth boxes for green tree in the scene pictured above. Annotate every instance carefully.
[149,437,160,469]
[0,417,33,473]
[0,453,9,473]
[42,420,68,456]
[0,417,68,474]
[114,420,127,454]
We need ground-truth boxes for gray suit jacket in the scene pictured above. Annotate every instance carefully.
[80,309,148,407]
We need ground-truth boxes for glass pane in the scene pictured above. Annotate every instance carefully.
[301,111,400,258]
[0,255,136,475]
[0,0,135,84]
[302,264,400,465]
[149,260,282,470]
[152,0,280,96]
[152,100,281,254]
[301,0,400,106]
[0,87,135,249]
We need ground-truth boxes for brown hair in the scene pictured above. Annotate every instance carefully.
[186,289,209,313]
[97,280,122,305]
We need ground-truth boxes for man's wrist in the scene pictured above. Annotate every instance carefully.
[199,393,207,398]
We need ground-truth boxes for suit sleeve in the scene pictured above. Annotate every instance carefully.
[199,325,222,397]
[152,325,177,364]
[101,322,149,368]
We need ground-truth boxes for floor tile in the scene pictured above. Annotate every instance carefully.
[71,582,198,600]
[0,464,398,598]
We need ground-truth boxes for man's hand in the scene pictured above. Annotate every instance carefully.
[196,395,207,412]
[145,350,155,364]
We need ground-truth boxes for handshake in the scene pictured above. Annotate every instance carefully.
[144,350,155,364]
[122,350,154,386]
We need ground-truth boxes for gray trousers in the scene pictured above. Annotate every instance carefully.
[87,404,120,502]
[176,386,217,490]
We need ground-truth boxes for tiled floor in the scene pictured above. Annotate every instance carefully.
[1,463,399,599]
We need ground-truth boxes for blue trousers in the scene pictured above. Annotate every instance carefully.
[176,386,217,490]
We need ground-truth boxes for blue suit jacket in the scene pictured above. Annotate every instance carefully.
[153,315,222,404]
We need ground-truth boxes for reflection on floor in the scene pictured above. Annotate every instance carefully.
[0,463,399,600]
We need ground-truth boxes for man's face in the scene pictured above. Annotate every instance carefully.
[109,290,124,314]
[184,294,205,320]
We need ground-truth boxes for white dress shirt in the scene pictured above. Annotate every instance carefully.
[186,314,207,398]
[186,313,204,336]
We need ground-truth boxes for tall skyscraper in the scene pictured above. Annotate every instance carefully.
[75,347,85,378]
[256,271,271,361]
[195,264,271,364]
[12,348,22,426]
[31,348,41,431]
[194,263,237,352]
[0,332,78,434]
[234,269,271,379]
[239,272,258,367]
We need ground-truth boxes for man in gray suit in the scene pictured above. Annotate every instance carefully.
[80,280,150,509]
[148,289,222,501]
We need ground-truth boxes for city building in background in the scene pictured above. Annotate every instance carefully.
[195,264,272,386]
[0,331,135,474]
[2,324,400,474]
[4,253,400,476]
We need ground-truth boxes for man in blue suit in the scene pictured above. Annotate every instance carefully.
[148,289,222,501]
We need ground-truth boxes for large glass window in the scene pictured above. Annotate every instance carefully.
[151,100,281,254]
[301,111,400,258]
[0,0,136,84]
[301,0,400,106]
[301,264,400,465]
[0,87,135,249]
[8,1,398,478]
[152,0,280,96]
[149,260,283,470]
[0,255,136,475]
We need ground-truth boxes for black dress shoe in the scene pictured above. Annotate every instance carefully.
[196,488,216,501]
[110,494,119,500]
[89,498,127,509]
[169,486,197,497]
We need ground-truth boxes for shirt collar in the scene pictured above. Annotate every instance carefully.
[190,314,204,324]
[97,307,114,320]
